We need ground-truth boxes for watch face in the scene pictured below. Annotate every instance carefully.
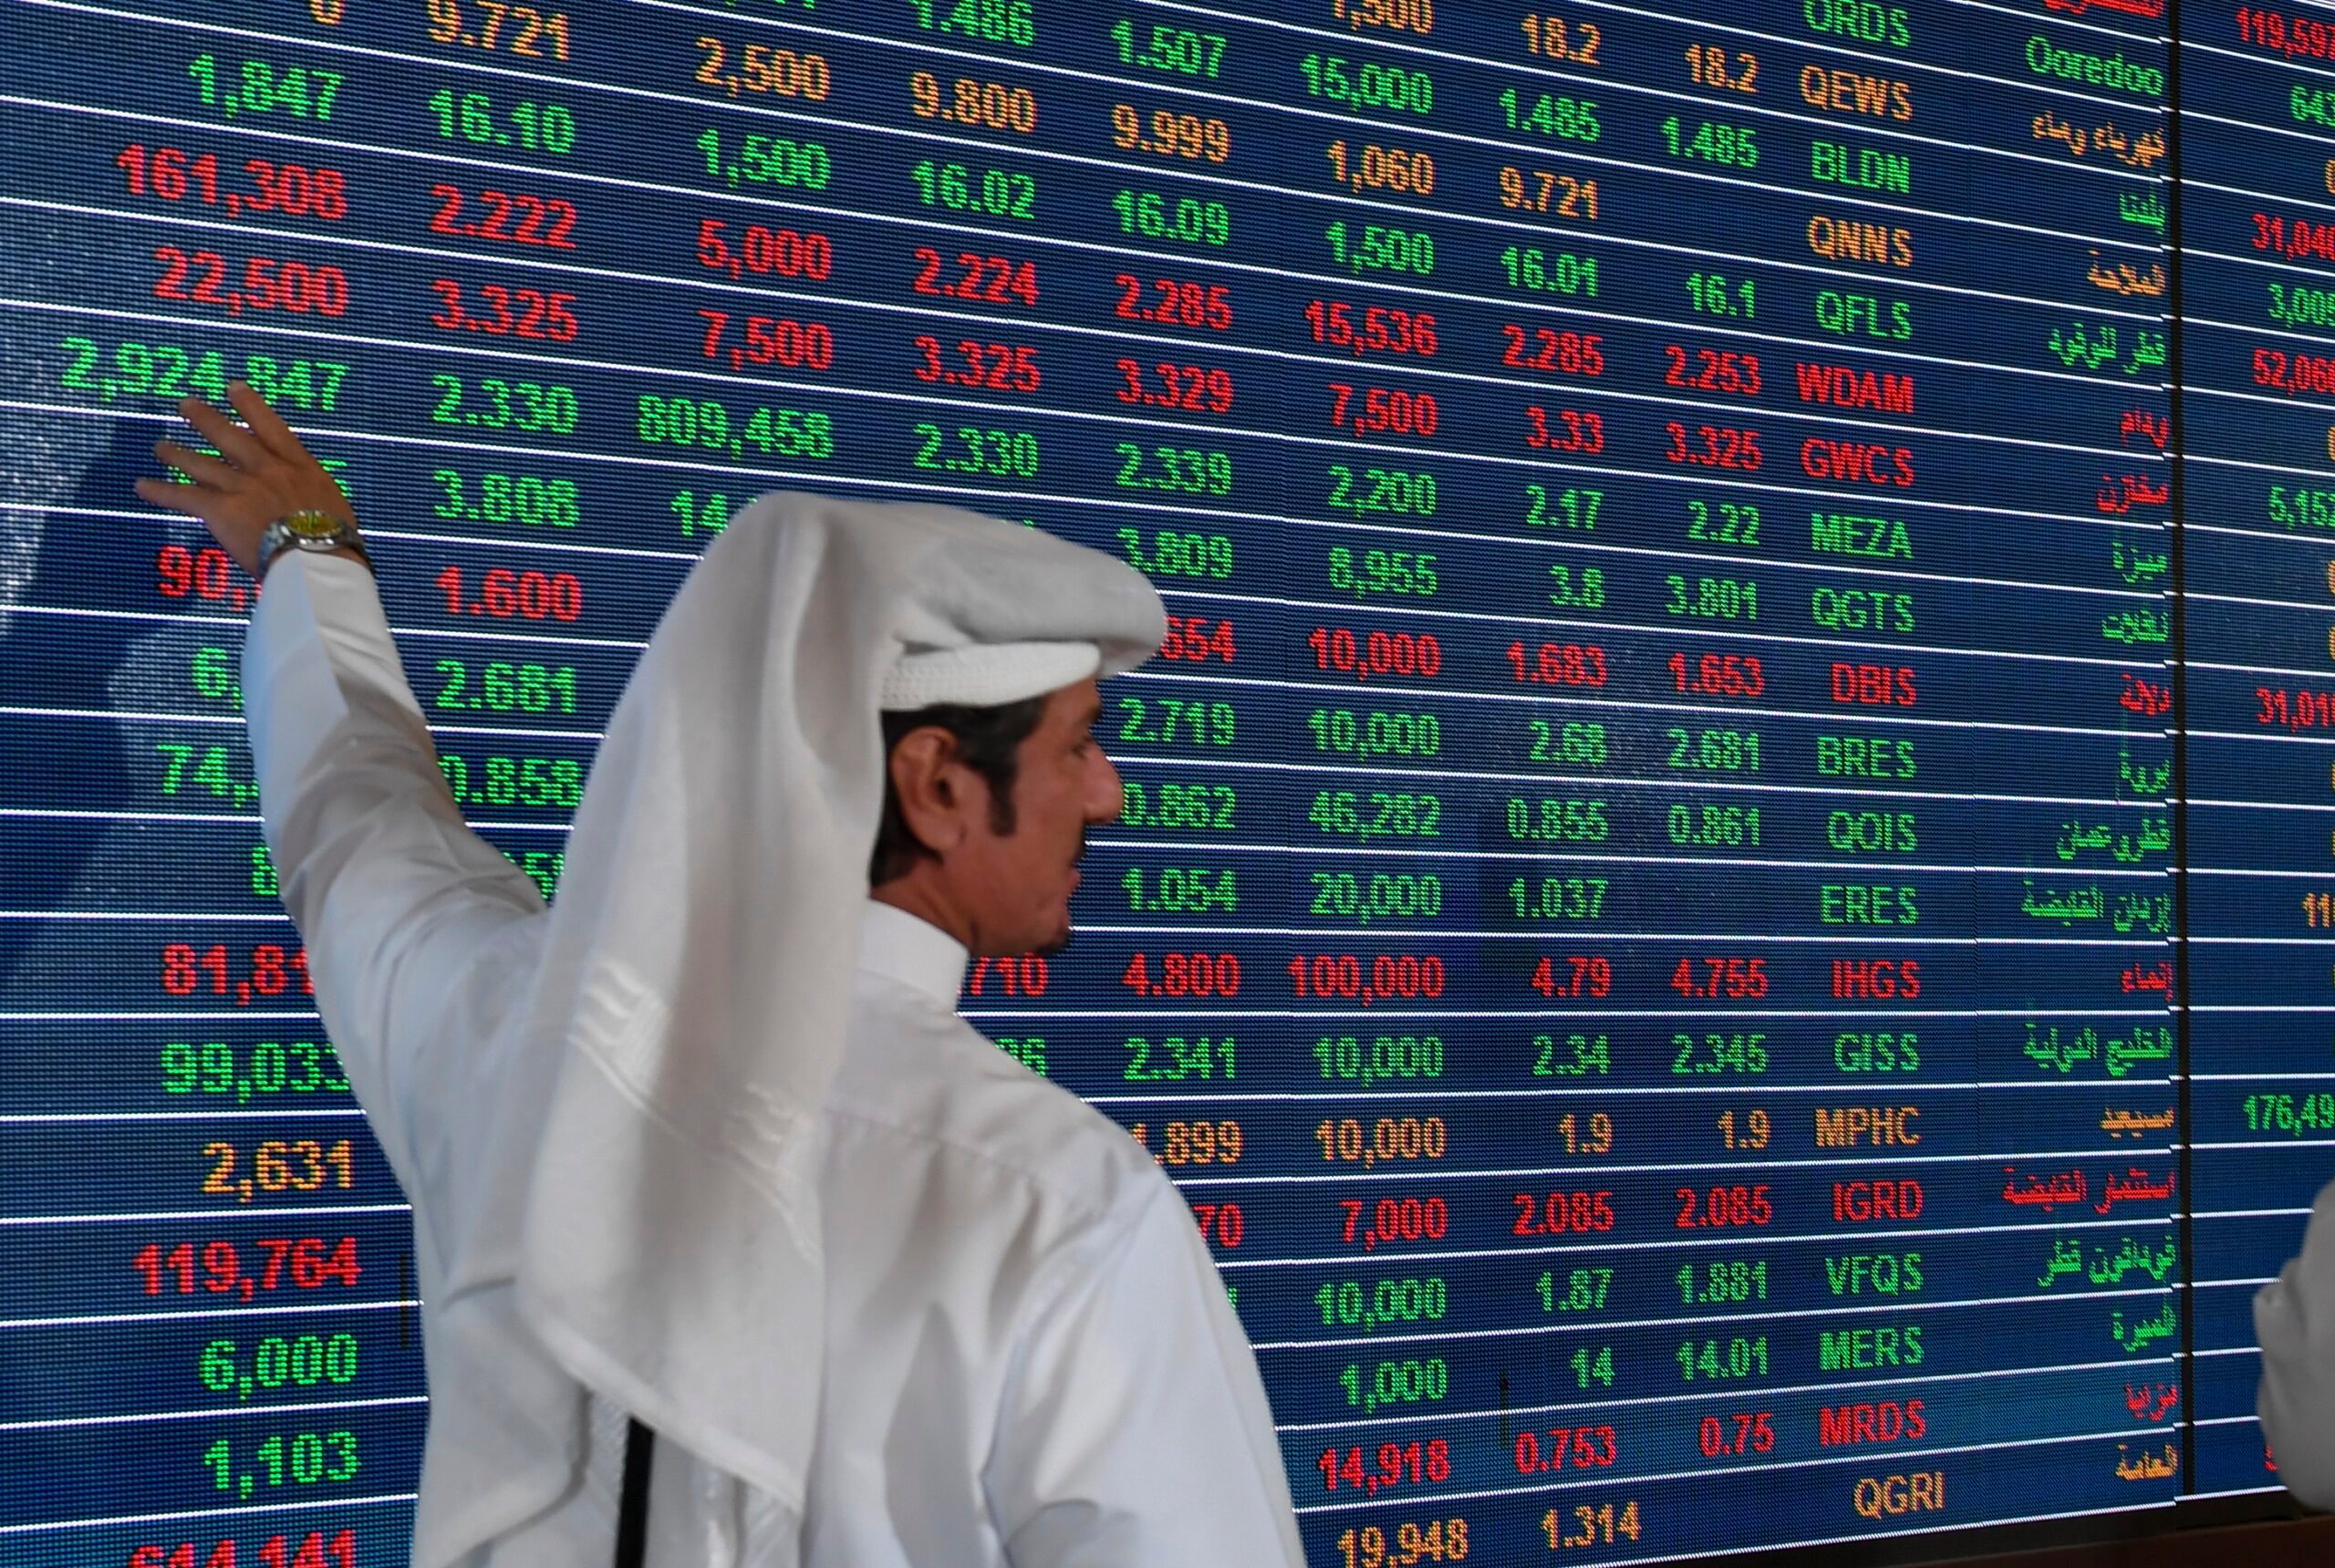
[285,511,345,542]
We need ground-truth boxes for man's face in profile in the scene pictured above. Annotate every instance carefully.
[948,679,1121,956]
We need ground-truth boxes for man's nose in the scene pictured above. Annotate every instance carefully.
[1090,753,1126,822]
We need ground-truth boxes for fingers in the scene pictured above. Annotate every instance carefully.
[175,395,272,471]
[133,474,224,517]
[140,383,335,542]
[225,379,310,462]
[151,438,240,491]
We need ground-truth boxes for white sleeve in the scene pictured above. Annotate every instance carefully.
[989,1182,1306,1568]
[240,553,547,1190]
[2257,1173,2335,1507]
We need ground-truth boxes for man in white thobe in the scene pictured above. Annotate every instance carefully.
[139,385,1306,1566]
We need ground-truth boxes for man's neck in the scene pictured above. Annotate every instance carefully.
[869,879,978,951]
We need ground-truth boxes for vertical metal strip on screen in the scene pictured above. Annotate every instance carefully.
[2171,0,2335,1501]
[2166,0,2195,1496]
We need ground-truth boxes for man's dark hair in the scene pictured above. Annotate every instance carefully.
[868,696,1050,886]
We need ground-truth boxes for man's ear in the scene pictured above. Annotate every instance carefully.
[887,726,970,856]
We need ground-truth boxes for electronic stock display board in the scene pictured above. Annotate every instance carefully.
[7,0,2335,1556]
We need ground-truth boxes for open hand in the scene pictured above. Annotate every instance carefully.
[134,380,354,578]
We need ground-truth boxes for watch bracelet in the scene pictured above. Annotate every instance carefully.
[256,511,370,580]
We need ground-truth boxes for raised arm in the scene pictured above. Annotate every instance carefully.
[140,386,547,1189]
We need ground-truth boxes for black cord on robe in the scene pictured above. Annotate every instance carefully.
[615,1418,656,1568]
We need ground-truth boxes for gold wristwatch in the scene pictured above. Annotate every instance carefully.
[255,509,370,578]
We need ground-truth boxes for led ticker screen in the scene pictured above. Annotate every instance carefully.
[7,0,2335,1555]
